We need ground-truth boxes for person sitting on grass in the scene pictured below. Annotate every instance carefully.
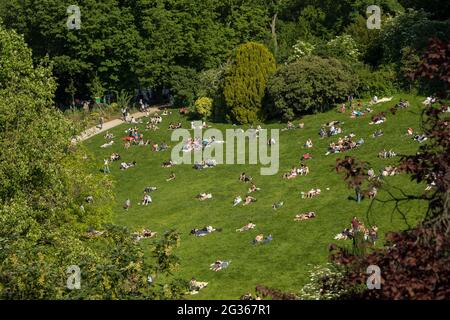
[139,192,152,206]
[162,160,175,168]
[110,153,120,161]
[248,182,260,193]
[239,172,252,182]
[123,199,131,211]
[304,139,313,148]
[196,193,212,201]
[236,222,256,232]
[294,211,316,221]
[272,201,284,210]
[210,260,230,272]
[301,153,312,161]
[166,172,176,182]
[243,195,256,206]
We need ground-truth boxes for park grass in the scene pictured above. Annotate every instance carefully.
[83,93,428,299]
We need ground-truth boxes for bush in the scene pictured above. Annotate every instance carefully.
[353,64,398,98]
[194,97,213,119]
[316,34,361,62]
[266,56,357,120]
[223,42,276,124]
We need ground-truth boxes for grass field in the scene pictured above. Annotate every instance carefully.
[83,94,428,299]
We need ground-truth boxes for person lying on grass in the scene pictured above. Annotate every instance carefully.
[143,186,157,193]
[252,234,272,245]
[190,226,221,237]
[100,140,114,148]
[196,193,212,201]
[369,112,386,125]
[233,196,242,206]
[189,277,208,295]
[120,161,136,170]
[282,167,298,179]
[166,172,176,182]
[248,182,260,193]
[294,211,316,221]
[104,131,114,140]
[162,160,176,168]
[236,222,256,232]
[301,188,321,199]
[168,122,182,130]
[132,228,157,241]
[372,129,384,138]
[243,195,257,206]
[210,260,231,272]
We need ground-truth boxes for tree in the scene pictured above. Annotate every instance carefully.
[194,97,213,119]
[0,25,187,300]
[223,42,276,124]
[317,34,361,62]
[266,56,357,120]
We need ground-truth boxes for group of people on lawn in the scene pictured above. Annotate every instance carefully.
[98,95,424,290]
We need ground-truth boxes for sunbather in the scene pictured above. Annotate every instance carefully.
[236,222,256,232]
[294,211,316,221]
[243,195,256,206]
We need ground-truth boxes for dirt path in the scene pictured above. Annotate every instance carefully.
[75,107,160,142]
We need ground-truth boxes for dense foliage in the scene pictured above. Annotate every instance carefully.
[0,26,187,299]
[266,56,356,120]
[223,42,276,124]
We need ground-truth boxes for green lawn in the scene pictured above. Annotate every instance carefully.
[83,94,428,299]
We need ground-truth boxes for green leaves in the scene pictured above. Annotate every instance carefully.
[224,42,276,124]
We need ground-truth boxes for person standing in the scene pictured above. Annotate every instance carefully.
[355,184,362,203]
[103,158,110,174]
